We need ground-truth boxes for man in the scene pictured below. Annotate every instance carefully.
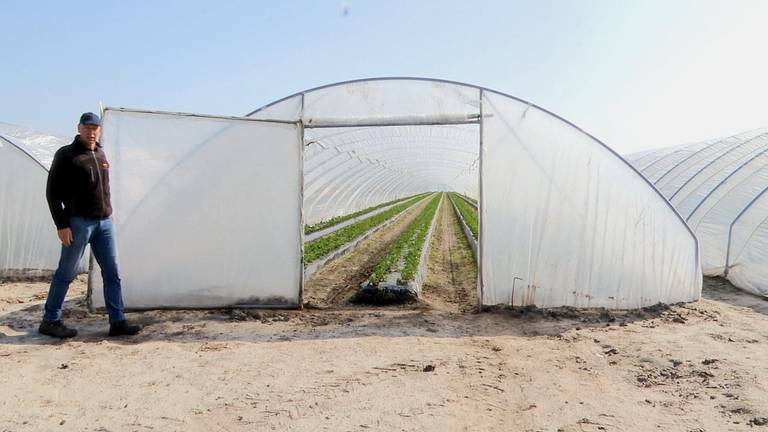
[40,112,141,338]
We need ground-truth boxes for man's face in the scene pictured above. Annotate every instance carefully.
[78,124,101,148]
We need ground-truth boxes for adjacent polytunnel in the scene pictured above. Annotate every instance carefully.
[0,123,69,279]
[627,128,768,297]
[249,78,702,308]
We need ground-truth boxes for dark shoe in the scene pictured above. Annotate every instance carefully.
[108,320,142,337]
[38,320,78,339]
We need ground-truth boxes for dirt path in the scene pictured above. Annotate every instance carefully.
[303,196,433,308]
[421,193,478,313]
[1,277,767,431]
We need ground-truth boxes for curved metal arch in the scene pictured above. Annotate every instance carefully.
[305,145,476,178]
[305,127,478,167]
[305,151,395,193]
[322,170,423,220]
[305,160,381,209]
[687,160,768,231]
[728,203,768,271]
[304,140,478,179]
[304,155,433,204]
[376,175,430,207]
[640,145,709,180]
[686,148,768,223]
[305,158,439,215]
[305,148,475,193]
[317,165,401,217]
[724,184,768,275]
[355,175,405,211]
[371,177,417,206]
[329,166,472,203]
[655,129,768,191]
[654,138,731,190]
[636,146,688,172]
[334,166,405,217]
[0,134,49,172]
[248,76,699,254]
[326,160,457,215]
[341,176,430,217]
[304,152,360,190]
[669,132,768,203]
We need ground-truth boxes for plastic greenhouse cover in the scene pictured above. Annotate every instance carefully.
[0,123,82,278]
[0,135,61,277]
[480,91,700,308]
[250,78,701,309]
[0,122,68,168]
[628,128,768,297]
[89,109,303,309]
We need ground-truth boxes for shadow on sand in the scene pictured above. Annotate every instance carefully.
[702,276,768,316]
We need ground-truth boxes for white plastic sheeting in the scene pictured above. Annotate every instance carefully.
[90,109,303,309]
[250,78,702,308]
[0,124,68,279]
[481,91,700,308]
[629,128,768,297]
[0,122,67,168]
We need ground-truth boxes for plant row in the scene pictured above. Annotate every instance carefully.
[303,193,433,264]
[449,192,478,239]
[304,192,431,234]
[368,193,442,285]
[458,193,478,207]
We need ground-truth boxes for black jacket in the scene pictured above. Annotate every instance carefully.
[46,136,113,229]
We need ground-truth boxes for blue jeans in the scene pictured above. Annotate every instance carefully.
[43,216,126,323]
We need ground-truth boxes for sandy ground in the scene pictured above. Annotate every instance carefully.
[2,211,768,431]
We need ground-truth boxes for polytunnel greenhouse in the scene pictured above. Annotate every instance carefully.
[627,128,768,297]
[0,123,69,279]
[91,78,702,311]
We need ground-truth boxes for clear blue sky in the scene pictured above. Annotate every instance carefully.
[2,0,767,153]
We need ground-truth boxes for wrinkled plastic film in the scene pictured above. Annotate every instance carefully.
[629,128,768,296]
[481,92,701,308]
[0,137,60,277]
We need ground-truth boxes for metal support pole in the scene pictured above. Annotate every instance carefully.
[686,146,768,224]
[724,184,768,277]
[669,133,768,202]
[477,89,485,312]
[653,138,728,188]
[298,93,306,308]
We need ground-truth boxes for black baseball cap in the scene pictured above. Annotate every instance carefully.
[79,112,101,126]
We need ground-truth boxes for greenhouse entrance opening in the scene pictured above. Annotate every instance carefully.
[299,120,482,309]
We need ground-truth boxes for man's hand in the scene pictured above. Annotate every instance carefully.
[57,228,73,247]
